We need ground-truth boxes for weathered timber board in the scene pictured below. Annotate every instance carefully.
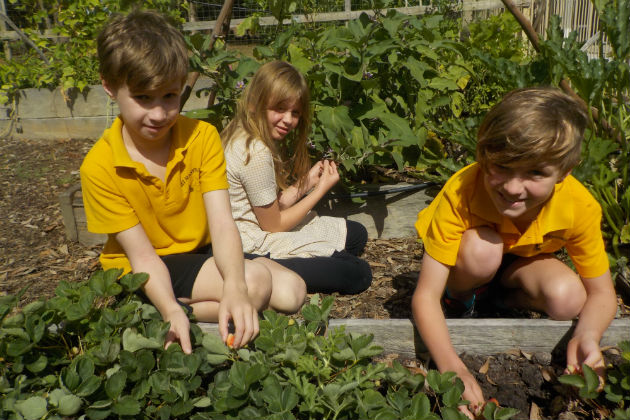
[198,318,630,358]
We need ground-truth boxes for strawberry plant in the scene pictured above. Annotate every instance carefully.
[0,269,519,419]
[559,341,630,420]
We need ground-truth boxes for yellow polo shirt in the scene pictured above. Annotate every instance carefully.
[80,115,229,273]
[415,163,609,279]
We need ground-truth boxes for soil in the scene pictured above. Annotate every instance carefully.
[1,136,628,420]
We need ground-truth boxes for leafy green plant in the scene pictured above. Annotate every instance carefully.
[559,341,630,420]
[535,0,630,264]
[1,0,186,105]
[0,269,518,419]
[193,5,480,182]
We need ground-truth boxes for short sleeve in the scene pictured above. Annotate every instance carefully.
[199,124,229,193]
[420,189,468,266]
[565,196,609,278]
[80,153,139,234]
[239,142,278,207]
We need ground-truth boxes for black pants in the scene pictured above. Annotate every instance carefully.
[272,220,372,295]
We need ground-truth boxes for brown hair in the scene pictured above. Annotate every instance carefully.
[97,10,188,92]
[222,60,311,190]
[476,87,589,174]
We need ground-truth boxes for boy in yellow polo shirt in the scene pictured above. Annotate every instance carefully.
[80,10,306,354]
[412,87,616,418]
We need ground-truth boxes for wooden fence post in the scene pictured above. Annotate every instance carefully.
[0,0,10,60]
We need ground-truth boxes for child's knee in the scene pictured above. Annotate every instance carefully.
[343,258,372,294]
[457,227,503,278]
[244,260,273,308]
[274,271,307,314]
[545,277,586,320]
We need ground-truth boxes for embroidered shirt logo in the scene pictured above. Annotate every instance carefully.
[180,168,200,189]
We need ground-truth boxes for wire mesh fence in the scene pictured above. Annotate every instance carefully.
[0,1,613,58]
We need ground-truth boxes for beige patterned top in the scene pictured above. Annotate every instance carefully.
[224,129,346,258]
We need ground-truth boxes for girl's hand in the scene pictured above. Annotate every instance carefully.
[314,160,339,194]
[306,161,324,191]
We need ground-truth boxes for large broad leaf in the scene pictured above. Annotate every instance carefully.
[112,395,141,416]
[15,396,48,420]
[105,370,127,400]
[362,108,418,147]
[57,394,82,416]
[366,38,397,57]
[288,44,314,74]
[202,332,230,355]
[413,43,440,61]
[122,328,162,353]
[316,105,355,136]
[234,57,261,80]
[382,9,408,38]
[236,16,260,37]
[404,57,431,87]
[428,77,459,91]
[346,13,372,41]
[119,272,148,293]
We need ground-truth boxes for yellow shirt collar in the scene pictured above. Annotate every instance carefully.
[104,115,199,171]
[469,167,575,239]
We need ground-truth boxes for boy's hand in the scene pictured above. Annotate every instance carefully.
[218,283,259,349]
[163,307,192,354]
[314,160,339,194]
[565,332,606,387]
[456,369,486,419]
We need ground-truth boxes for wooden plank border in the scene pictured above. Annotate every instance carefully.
[198,318,630,358]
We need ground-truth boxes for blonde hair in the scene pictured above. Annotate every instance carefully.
[476,87,589,174]
[222,60,311,190]
[97,10,188,92]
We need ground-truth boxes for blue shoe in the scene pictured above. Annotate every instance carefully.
[441,284,490,318]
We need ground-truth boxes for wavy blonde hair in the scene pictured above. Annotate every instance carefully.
[476,87,589,174]
[222,61,311,190]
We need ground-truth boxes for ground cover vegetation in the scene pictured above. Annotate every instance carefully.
[1,0,629,418]
[0,270,520,420]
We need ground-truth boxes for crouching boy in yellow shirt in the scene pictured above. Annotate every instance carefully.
[80,10,306,354]
[412,87,617,418]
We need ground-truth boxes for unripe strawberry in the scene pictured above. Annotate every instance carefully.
[226,333,235,348]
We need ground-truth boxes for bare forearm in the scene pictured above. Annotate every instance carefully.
[278,184,305,209]
[269,187,326,232]
[412,293,467,374]
[133,257,182,317]
[212,224,247,288]
[573,272,617,340]
[573,290,617,341]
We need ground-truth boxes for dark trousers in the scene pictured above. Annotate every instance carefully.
[272,220,372,295]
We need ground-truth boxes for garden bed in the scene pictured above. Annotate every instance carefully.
[1,136,629,420]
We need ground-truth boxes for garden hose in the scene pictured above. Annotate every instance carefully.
[325,181,438,200]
